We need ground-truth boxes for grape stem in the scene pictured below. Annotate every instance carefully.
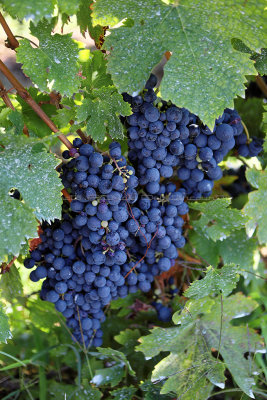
[0,12,19,49]
[241,120,250,143]
[124,201,158,279]
[0,60,73,149]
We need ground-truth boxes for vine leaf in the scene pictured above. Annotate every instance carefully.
[0,265,23,304]
[28,298,60,331]
[184,264,239,299]
[218,230,259,273]
[91,364,125,387]
[57,0,80,16]
[81,50,113,90]
[1,0,54,22]
[140,381,173,400]
[252,48,267,75]
[244,168,267,244]
[110,386,137,400]
[17,88,57,138]
[0,133,62,260]
[0,303,12,344]
[0,194,38,262]
[77,51,131,142]
[190,198,248,241]
[17,18,81,96]
[96,347,135,376]
[49,381,102,400]
[77,0,106,46]
[137,293,265,399]
[190,229,259,276]
[234,97,265,138]
[91,0,266,127]
[232,39,267,76]
[189,231,220,266]
[114,328,141,348]
[77,87,131,143]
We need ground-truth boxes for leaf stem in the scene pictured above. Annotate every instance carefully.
[0,12,19,49]
[14,35,38,47]
[217,293,223,359]
[0,60,73,149]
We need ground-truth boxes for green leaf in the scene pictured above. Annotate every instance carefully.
[140,381,173,400]
[96,347,135,376]
[184,264,240,299]
[49,381,102,399]
[28,298,60,331]
[17,88,57,138]
[91,364,125,387]
[0,303,12,344]
[77,87,131,143]
[251,48,267,75]
[8,110,24,136]
[91,0,266,127]
[114,329,141,348]
[81,50,113,90]
[0,194,38,262]
[219,230,259,272]
[17,18,81,96]
[0,133,63,222]
[77,0,105,46]
[1,0,54,22]
[0,265,23,303]
[244,168,267,244]
[52,99,76,129]
[234,97,264,138]
[57,0,80,15]
[138,293,264,399]
[190,198,248,241]
[151,352,215,399]
[110,386,137,400]
[138,313,223,397]
[189,231,220,266]
[0,133,62,260]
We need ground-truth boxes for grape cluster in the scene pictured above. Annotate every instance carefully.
[125,74,263,199]
[24,73,263,348]
[25,216,107,347]
[24,141,187,346]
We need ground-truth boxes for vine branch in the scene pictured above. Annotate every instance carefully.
[0,12,19,49]
[0,60,73,149]
[0,77,15,109]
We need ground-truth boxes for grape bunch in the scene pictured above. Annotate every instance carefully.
[24,141,140,346]
[24,141,187,346]
[125,74,263,199]
[25,215,108,347]
[24,73,263,348]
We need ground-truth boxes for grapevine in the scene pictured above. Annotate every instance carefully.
[0,3,266,400]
